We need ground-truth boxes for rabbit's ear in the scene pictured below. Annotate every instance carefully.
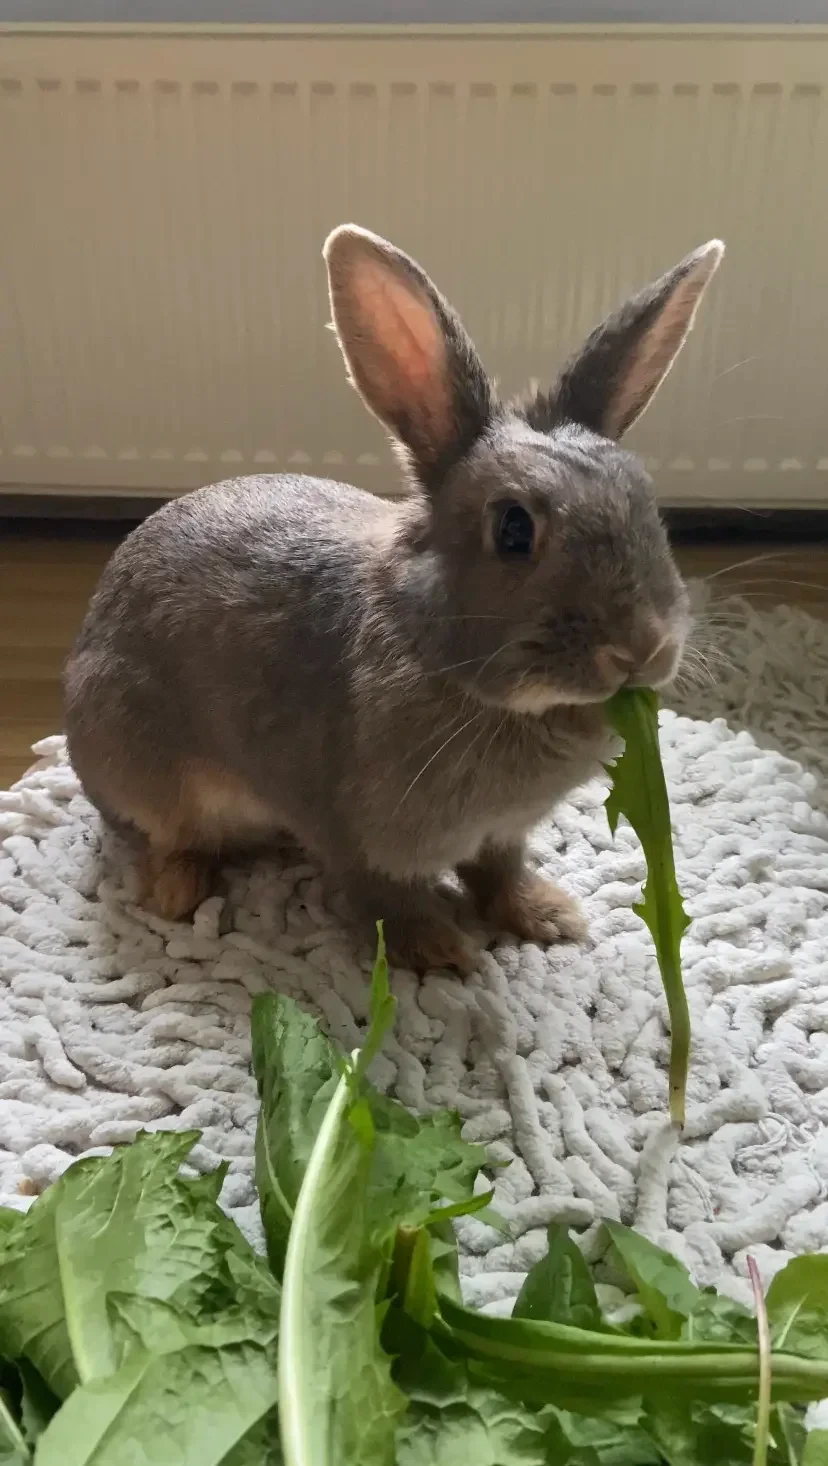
[548,240,724,440]
[324,225,494,483]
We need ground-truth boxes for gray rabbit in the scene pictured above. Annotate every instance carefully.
[64,224,723,972]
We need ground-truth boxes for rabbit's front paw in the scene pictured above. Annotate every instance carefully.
[461,843,587,948]
[139,849,215,922]
[346,869,480,976]
[386,915,480,977]
[491,874,587,946]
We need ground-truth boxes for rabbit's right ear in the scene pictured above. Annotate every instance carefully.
[324,225,494,485]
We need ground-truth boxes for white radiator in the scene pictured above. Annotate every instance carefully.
[1,24,828,506]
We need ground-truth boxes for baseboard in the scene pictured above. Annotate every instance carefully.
[3,497,828,546]
[663,507,828,543]
[0,493,169,521]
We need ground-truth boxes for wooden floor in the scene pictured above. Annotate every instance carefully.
[1,523,827,788]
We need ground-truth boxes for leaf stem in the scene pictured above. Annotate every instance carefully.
[748,1254,772,1466]
[662,943,691,1129]
[278,1064,354,1466]
[438,1298,828,1401]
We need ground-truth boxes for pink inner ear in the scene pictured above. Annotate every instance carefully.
[608,271,710,437]
[353,258,452,444]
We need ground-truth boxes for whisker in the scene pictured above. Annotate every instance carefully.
[697,549,799,583]
[430,634,528,680]
[401,706,472,765]
[428,655,489,676]
[694,613,753,632]
[474,714,508,771]
[723,578,828,596]
[710,353,760,382]
[473,637,525,683]
[714,413,787,425]
[449,716,490,785]
[392,712,484,814]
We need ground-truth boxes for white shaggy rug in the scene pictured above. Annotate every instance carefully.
[1,594,828,1313]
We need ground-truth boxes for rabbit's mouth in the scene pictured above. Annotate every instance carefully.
[458,663,621,715]
[472,638,685,715]
[502,679,607,715]
[444,606,687,714]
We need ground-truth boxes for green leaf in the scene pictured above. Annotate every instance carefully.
[513,1226,605,1332]
[0,1132,266,1401]
[0,1358,58,1464]
[427,1225,464,1306]
[0,1213,23,1242]
[0,1181,78,1400]
[278,1062,405,1466]
[34,1276,280,1465]
[219,1412,283,1466]
[0,1378,28,1466]
[108,1289,278,1357]
[396,1379,563,1465]
[252,928,401,1283]
[251,994,340,1279]
[603,1223,700,1340]
[33,1337,279,1466]
[647,1400,810,1466]
[367,1101,490,1237]
[605,688,691,1127]
[253,957,491,1283]
[776,1405,807,1466]
[767,1257,828,1359]
[15,1363,58,1446]
[643,1399,757,1465]
[802,1431,828,1466]
[391,1333,660,1466]
[389,1328,554,1466]
[54,1132,236,1383]
[555,1411,663,1466]
[435,1294,828,1411]
[394,1227,439,1329]
[684,1291,757,1347]
[350,923,396,1090]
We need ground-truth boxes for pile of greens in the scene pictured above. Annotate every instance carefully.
[2,935,828,1465]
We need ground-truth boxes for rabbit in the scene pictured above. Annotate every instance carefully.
[64,223,723,974]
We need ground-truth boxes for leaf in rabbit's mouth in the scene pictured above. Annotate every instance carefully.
[604,686,691,1126]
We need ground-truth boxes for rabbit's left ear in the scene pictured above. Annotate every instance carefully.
[545,240,724,440]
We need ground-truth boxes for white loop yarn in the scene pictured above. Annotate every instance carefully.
[1,595,827,1313]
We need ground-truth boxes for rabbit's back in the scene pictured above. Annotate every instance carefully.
[64,473,393,854]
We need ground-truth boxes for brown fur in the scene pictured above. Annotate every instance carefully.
[138,848,216,922]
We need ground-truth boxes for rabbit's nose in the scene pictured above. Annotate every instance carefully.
[597,625,680,688]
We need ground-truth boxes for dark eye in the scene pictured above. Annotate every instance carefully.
[495,503,535,558]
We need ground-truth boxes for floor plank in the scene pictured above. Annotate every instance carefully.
[1,523,826,786]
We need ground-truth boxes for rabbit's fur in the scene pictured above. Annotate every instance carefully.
[64,225,723,972]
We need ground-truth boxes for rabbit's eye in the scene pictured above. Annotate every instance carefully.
[495,503,534,558]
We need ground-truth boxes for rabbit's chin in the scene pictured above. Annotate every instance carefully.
[495,679,617,716]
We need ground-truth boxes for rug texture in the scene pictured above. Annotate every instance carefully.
[1,595,827,1314]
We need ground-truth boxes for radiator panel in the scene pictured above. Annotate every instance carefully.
[1,27,827,505]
